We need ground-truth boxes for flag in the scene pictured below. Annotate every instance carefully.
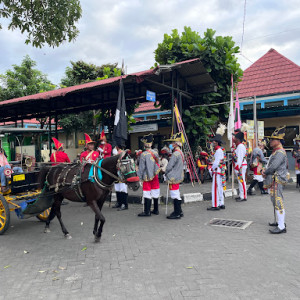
[113,79,127,147]
[227,75,235,147]
[234,91,242,130]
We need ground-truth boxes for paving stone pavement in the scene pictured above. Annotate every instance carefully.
[1,183,300,300]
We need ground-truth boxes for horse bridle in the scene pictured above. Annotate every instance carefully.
[90,151,137,189]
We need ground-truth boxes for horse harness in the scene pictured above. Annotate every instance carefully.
[46,163,87,201]
[45,152,134,202]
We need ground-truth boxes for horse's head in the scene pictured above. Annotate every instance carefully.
[117,151,140,191]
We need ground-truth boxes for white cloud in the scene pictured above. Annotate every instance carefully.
[0,0,299,85]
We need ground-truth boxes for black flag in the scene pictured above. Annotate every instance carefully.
[113,79,127,147]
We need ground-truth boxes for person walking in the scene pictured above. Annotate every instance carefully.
[137,134,160,217]
[248,139,268,195]
[165,133,185,219]
[112,144,129,210]
[292,134,300,188]
[207,124,226,211]
[232,130,248,202]
[262,126,288,234]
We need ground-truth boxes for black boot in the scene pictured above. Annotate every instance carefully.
[247,180,257,195]
[297,174,300,188]
[167,199,181,219]
[258,181,268,194]
[118,192,128,210]
[178,200,184,217]
[113,192,122,208]
[138,198,151,217]
[151,198,159,215]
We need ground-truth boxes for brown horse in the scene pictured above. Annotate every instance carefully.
[38,152,140,242]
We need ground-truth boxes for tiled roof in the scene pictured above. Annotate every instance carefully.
[238,48,300,98]
[135,102,161,113]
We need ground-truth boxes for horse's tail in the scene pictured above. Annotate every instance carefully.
[38,166,51,189]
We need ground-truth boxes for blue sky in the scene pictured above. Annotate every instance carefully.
[1,0,299,85]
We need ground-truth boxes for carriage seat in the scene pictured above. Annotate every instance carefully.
[11,171,40,194]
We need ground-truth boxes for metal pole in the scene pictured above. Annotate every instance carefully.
[171,71,175,134]
[231,158,235,199]
[55,114,58,139]
[254,95,258,147]
[165,182,169,216]
[49,116,52,156]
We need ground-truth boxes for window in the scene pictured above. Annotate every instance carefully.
[243,103,261,110]
[264,101,284,108]
[288,98,300,106]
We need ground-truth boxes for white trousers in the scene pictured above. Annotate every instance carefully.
[276,209,286,230]
[170,189,181,200]
[253,174,264,182]
[235,165,247,200]
[211,173,224,207]
[114,182,128,193]
[143,189,160,199]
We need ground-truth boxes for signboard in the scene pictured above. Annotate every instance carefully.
[246,120,254,140]
[78,140,85,146]
[258,121,264,139]
[129,123,158,133]
[146,90,156,102]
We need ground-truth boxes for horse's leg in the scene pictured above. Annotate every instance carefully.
[50,194,72,239]
[44,203,57,233]
[93,214,100,236]
[89,200,105,243]
[56,201,72,239]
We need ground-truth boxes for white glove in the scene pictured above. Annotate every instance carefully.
[98,147,104,153]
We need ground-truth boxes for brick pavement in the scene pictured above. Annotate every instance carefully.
[1,183,300,299]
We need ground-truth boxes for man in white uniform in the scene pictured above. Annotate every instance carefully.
[207,125,226,210]
[233,131,248,201]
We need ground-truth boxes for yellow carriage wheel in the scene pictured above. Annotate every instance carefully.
[36,208,51,222]
[0,194,10,235]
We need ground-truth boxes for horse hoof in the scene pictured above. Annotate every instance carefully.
[65,234,72,239]
[44,228,51,233]
[94,236,100,243]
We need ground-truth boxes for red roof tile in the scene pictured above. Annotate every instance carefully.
[135,102,161,113]
[238,48,300,98]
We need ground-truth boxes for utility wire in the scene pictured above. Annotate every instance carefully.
[240,0,247,52]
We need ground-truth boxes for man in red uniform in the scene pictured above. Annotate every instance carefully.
[80,133,99,163]
[50,138,71,166]
[97,130,112,159]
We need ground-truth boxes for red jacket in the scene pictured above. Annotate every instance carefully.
[50,150,71,166]
[98,143,112,159]
[80,150,99,163]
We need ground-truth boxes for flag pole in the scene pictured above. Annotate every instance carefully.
[230,75,235,199]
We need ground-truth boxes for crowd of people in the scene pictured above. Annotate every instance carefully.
[1,125,299,232]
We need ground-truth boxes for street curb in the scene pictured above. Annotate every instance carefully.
[109,188,239,205]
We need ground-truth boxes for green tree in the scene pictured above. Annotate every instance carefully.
[0,0,82,48]
[154,27,243,151]
[59,61,128,140]
[0,55,56,100]
[60,61,121,87]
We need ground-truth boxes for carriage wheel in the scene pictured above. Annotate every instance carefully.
[0,194,10,235]
[36,208,51,222]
